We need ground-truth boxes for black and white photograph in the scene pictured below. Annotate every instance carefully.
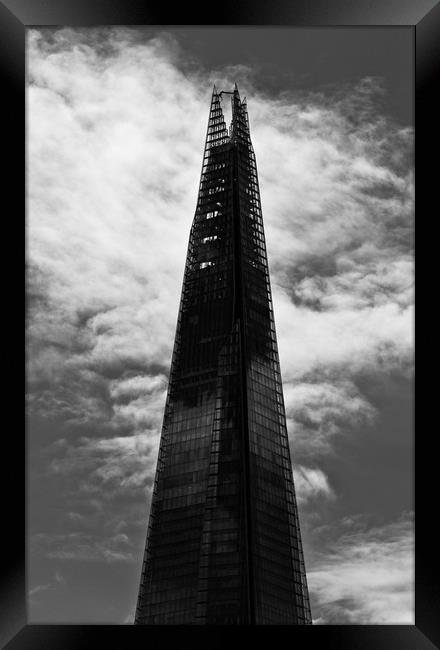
[26,25,415,628]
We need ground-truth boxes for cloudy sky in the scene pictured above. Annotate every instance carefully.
[27,27,414,624]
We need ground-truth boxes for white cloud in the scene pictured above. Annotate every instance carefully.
[285,380,378,456]
[28,571,66,600]
[109,374,167,400]
[29,583,52,597]
[49,433,160,495]
[293,466,335,504]
[307,512,414,624]
[55,571,66,584]
[276,291,413,383]
[31,531,136,563]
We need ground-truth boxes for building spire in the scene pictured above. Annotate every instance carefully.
[136,87,312,625]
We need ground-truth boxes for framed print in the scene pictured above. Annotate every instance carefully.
[2,0,438,647]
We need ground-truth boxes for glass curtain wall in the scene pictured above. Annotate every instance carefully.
[135,87,311,625]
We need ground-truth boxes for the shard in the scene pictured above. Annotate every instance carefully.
[135,85,312,625]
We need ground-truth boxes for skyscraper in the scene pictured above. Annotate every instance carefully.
[135,85,312,625]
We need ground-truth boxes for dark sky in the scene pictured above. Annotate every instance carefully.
[27,26,414,625]
[158,27,413,124]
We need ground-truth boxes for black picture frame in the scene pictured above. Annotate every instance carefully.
[4,0,438,647]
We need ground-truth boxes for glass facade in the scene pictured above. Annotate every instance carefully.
[135,86,312,625]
